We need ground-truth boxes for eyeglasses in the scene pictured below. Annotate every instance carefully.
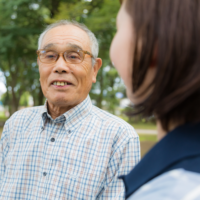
[119,0,123,4]
[37,49,94,64]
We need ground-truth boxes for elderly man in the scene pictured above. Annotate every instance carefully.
[0,20,140,199]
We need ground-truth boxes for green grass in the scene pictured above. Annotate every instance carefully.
[131,122,156,130]
[0,111,7,119]
[139,134,157,142]
[0,111,5,116]
[139,134,157,157]
[119,115,157,130]
[0,117,8,122]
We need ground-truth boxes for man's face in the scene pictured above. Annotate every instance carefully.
[38,25,100,110]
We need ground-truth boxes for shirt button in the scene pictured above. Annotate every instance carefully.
[43,172,47,176]
[51,138,55,142]
[68,130,71,134]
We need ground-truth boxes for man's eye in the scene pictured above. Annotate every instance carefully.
[67,52,81,60]
[43,52,57,59]
[46,55,56,58]
[70,55,78,59]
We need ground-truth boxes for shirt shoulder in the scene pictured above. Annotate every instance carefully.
[128,169,200,200]
[5,106,43,128]
[90,105,138,138]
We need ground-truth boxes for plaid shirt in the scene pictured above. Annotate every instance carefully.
[0,96,140,200]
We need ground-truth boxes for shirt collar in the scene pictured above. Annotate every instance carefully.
[39,95,92,129]
[63,95,92,129]
[39,100,48,128]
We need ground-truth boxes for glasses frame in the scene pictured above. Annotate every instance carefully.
[36,49,94,64]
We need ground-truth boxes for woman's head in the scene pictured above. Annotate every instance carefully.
[110,0,200,131]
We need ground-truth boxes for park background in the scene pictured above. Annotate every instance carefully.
[0,0,157,157]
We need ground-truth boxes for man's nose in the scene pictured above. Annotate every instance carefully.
[53,55,71,74]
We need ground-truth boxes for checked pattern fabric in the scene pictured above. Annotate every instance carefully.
[0,96,140,200]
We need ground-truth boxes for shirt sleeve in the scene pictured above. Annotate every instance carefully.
[98,131,140,200]
[0,122,10,187]
[127,169,200,200]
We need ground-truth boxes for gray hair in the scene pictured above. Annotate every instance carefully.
[38,20,99,66]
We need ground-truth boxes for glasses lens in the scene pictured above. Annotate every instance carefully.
[64,50,84,64]
[40,51,58,63]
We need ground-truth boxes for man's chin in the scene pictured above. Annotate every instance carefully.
[47,98,73,107]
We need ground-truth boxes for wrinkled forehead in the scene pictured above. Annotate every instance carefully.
[42,43,84,52]
[41,25,91,51]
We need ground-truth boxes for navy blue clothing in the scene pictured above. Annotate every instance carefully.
[120,122,200,199]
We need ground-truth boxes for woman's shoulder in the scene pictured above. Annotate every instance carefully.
[128,169,200,200]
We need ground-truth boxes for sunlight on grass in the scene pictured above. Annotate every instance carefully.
[119,115,157,130]
[139,134,157,142]
[139,134,157,157]
[132,123,156,130]
[0,112,5,117]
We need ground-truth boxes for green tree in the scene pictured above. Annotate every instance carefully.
[0,0,45,114]
[0,0,124,116]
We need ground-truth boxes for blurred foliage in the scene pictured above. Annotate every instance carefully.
[19,91,30,107]
[0,0,127,116]
[0,0,46,115]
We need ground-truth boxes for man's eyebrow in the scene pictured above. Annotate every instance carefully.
[43,43,55,49]
[42,43,83,50]
[66,43,83,50]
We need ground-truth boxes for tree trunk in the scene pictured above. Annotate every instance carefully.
[10,87,20,116]
[50,0,60,18]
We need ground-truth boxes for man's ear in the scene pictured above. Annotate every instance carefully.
[92,58,102,83]
[37,58,41,82]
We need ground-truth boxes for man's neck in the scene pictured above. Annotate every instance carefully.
[47,101,75,119]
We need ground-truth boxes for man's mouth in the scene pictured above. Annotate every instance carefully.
[52,81,72,86]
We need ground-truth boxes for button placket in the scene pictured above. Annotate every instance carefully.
[40,126,45,133]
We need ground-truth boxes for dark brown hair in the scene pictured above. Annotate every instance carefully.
[126,0,200,131]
